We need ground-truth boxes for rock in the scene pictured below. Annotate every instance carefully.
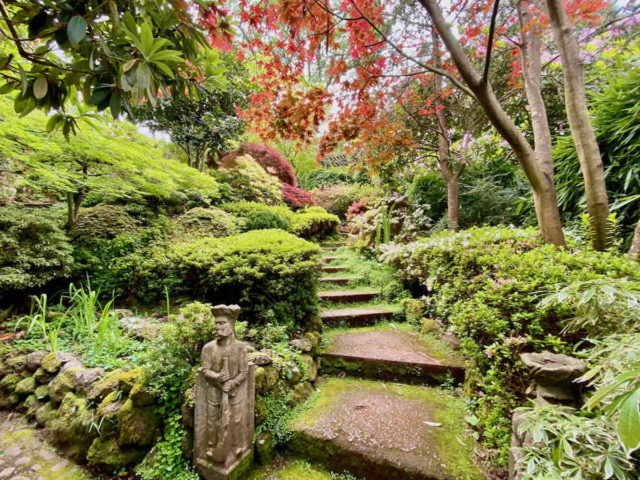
[299,354,318,383]
[181,386,195,430]
[287,382,313,407]
[47,392,97,462]
[117,367,144,393]
[304,314,323,333]
[437,333,462,351]
[116,399,160,448]
[35,402,56,427]
[130,381,155,407]
[33,367,53,385]
[0,373,22,392]
[87,369,124,401]
[421,318,442,335]
[520,352,587,385]
[25,351,47,372]
[254,430,275,465]
[290,338,313,352]
[24,394,43,421]
[60,359,84,373]
[114,308,134,318]
[5,355,26,372]
[255,366,279,394]
[97,391,124,419]
[14,376,37,395]
[34,384,49,400]
[304,331,321,351]
[41,352,78,374]
[72,368,104,396]
[49,369,78,406]
[119,316,160,340]
[0,393,19,409]
[249,352,273,366]
[87,437,145,471]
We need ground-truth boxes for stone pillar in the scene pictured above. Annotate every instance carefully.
[508,352,586,480]
[194,305,255,480]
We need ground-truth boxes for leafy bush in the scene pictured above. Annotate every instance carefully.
[218,154,283,205]
[0,97,220,208]
[281,183,317,209]
[221,143,296,186]
[0,205,73,293]
[243,210,290,232]
[382,226,640,462]
[302,167,369,190]
[70,205,139,246]
[312,184,377,219]
[115,230,321,326]
[220,201,295,221]
[174,207,239,238]
[289,208,340,239]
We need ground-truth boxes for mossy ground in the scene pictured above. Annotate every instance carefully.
[288,377,484,480]
[248,456,359,479]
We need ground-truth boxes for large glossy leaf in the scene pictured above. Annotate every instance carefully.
[33,77,48,100]
[67,15,87,46]
[617,387,640,454]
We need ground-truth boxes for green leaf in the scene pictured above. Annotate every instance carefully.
[617,388,640,454]
[67,15,87,46]
[123,59,137,73]
[45,113,63,133]
[33,77,48,100]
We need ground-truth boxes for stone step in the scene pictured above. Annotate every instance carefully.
[322,256,338,263]
[321,266,347,273]
[321,329,464,384]
[318,277,360,285]
[321,240,346,247]
[318,291,378,304]
[320,308,393,326]
[322,246,338,252]
[288,378,483,480]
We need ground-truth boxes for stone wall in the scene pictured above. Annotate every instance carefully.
[0,329,322,474]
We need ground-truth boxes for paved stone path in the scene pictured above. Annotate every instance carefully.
[0,412,93,480]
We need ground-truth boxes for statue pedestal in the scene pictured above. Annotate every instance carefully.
[195,448,254,480]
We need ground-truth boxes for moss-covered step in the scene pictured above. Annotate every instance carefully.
[318,291,378,303]
[321,241,346,247]
[247,456,360,479]
[320,308,393,326]
[288,378,483,480]
[322,256,338,263]
[320,328,464,384]
[321,266,348,273]
[318,277,360,285]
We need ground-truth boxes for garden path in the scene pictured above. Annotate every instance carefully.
[0,412,93,480]
[287,240,484,479]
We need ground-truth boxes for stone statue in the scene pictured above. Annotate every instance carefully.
[194,305,255,480]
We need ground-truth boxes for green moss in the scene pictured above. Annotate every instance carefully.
[0,392,19,408]
[129,378,155,407]
[287,382,313,407]
[34,384,49,400]
[97,391,122,419]
[34,367,53,384]
[41,353,62,373]
[47,392,97,461]
[248,457,358,480]
[88,368,123,400]
[255,366,279,394]
[0,372,22,391]
[14,375,37,395]
[5,355,26,371]
[35,401,57,427]
[117,367,144,393]
[87,437,146,471]
[297,355,317,382]
[117,399,160,447]
[289,378,483,480]
[49,369,78,404]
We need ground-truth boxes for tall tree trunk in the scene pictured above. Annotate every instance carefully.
[545,0,611,250]
[419,0,566,246]
[66,188,85,231]
[629,216,640,261]
[433,36,461,230]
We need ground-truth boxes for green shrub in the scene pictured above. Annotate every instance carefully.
[175,207,239,238]
[289,208,340,239]
[115,230,321,326]
[217,154,283,205]
[312,184,377,219]
[243,210,290,232]
[382,226,640,463]
[70,205,139,246]
[0,205,73,293]
[221,201,295,221]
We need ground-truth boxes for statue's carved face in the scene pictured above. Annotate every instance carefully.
[215,316,234,339]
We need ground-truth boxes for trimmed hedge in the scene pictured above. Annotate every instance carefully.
[114,230,321,326]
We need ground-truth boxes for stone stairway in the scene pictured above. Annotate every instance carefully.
[287,239,483,480]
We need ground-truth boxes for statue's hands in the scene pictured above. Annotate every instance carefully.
[219,370,230,383]
[221,380,232,393]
